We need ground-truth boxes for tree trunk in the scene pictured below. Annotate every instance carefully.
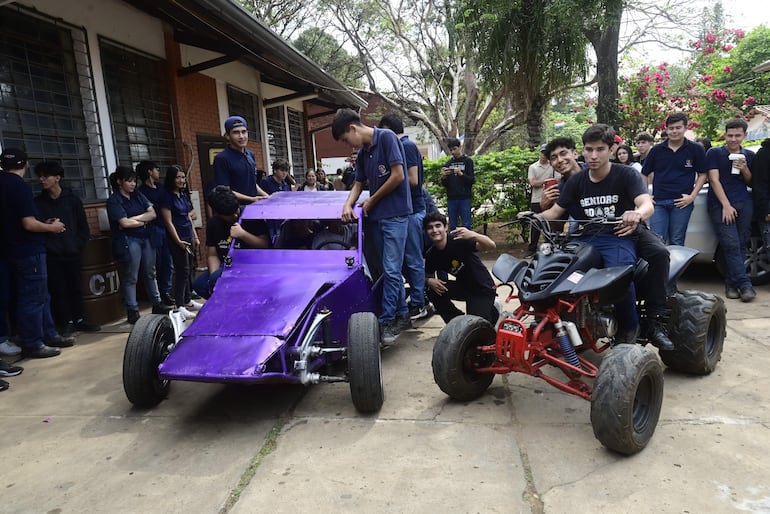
[585,0,623,130]
[526,95,546,150]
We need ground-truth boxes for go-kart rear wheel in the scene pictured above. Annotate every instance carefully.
[663,290,726,375]
[591,344,663,455]
[123,315,175,408]
[432,315,496,402]
[347,312,384,413]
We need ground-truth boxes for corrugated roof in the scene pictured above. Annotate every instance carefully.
[123,0,366,109]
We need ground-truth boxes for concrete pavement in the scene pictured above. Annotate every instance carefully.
[2,263,770,513]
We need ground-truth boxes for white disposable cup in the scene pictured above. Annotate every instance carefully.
[729,153,745,175]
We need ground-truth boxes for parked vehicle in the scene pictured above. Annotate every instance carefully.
[122,191,385,413]
[432,215,726,455]
[686,184,770,285]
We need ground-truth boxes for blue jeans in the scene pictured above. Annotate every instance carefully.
[447,197,472,230]
[123,236,161,311]
[12,253,58,349]
[403,209,426,308]
[710,199,753,290]
[650,198,693,245]
[0,257,8,343]
[369,216,409,323]
[192,267,223,299]
[580,234,638,332]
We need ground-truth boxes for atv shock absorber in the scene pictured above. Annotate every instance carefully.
[553,321,581,368]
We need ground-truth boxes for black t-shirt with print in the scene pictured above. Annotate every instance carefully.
[425,236,495,296]
[206,215,268,262]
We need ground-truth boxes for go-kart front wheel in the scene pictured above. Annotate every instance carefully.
[432,315,496,402]
[591,344,663,455]
[123,315,175,408]
[347,312,384,413]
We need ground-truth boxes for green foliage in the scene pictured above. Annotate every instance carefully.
[292,28,364,87]
[423,146,539,227]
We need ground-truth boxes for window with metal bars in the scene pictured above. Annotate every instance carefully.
[265,106,287,165]
[99,38,175,173]
[226,85,261,143]
[287,108,307,178]
[0,6,107,201]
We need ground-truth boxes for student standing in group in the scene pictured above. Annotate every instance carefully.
[213,116,269,205]
[441,138,475,230]
[137,161,174,306]
[160,165,201,320]
[0,148,73,358]
[33,161,100,336]
[641,112,708,245]
[333,108,412,346]
[526,144,555,257]
[106,166,171,324]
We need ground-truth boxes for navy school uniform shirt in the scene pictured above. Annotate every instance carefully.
[106,190,152,239]
[400,135,426,213]
[159,190,195,241]
[641,138,707,200]
[706,145,755,210]
[260,176,291,195]
[558,163,648,235]
[355,127,412,220]
[213,146,259,198]
[0,172,46,259]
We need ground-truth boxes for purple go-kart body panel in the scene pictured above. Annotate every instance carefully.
[158,191,378,384]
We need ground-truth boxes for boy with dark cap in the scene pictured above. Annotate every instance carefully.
[213,116,269,205]
[34,161,100,335]
[0,149,74,358]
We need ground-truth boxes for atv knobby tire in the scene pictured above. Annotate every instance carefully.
[591,344,664,455]
[347,312,384,413]
[663,290,726,375]
[432,315,496,402]
[123,315,175,408]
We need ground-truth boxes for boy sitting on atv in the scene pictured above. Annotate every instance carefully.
[530,124,656,347]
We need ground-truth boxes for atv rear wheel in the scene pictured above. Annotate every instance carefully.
[432,315,496,402]
[663,290,726,375]
[347,312,384,413]
[591,344,663,455]
[123,315,175,408]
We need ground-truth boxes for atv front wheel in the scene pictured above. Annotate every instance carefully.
[347,312,384,413]
[432,315,496,402]
[123,315,175,408]
[591,344,663,455]
[663,290,726,375]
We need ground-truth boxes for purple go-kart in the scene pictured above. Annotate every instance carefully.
[122,191,384,413]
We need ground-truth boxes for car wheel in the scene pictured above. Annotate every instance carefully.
[590,344,663,455]
[714,232,770,286]
[123,315,174,408]
[432,315,496,402]
[347,312,384,413]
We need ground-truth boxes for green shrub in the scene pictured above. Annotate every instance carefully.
[424,146,538,227]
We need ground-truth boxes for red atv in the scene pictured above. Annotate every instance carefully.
[432,215,726,454]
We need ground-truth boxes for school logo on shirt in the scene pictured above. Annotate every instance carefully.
[378,165,389,177]
[684,159,693,168]
[449,259,464,276]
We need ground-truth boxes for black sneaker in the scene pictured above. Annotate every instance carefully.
[190,291,202,300]
[0,360,23,377]
[380,320,400,347]
[22,345,61,359]
[152,304,172,315]
[725,287,740,299]
[74,319,101,332]
[0,379,8,391]
[45,334,75,348]
[395,312,413,332]
[409,305,429,321]
[739,287,756,303]
[161,292,176,306]
[127,310,140,324]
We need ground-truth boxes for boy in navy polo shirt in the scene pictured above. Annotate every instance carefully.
[213,116,269,204]
[333,108,412,345]
[641,112,708,245]
[706,118,756,302]
[260,158,293,195]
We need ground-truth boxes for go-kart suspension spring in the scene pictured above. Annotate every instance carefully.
[554,321,581,369]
